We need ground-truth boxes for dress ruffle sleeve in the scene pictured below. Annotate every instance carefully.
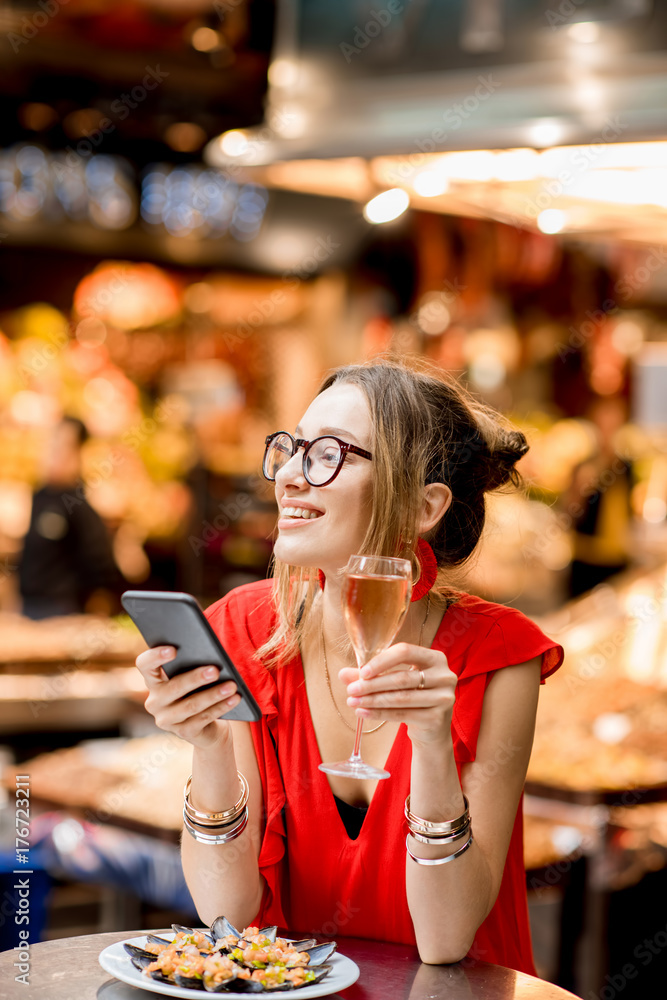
[204,583,288,927]
[440,599,564,764]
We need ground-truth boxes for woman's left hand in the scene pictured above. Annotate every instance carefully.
[339,642,457,743]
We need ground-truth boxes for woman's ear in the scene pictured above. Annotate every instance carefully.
[417,483,452,535]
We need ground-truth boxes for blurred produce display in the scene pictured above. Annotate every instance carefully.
[528,566,667,796]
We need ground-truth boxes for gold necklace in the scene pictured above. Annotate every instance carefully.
[321,593,431,735]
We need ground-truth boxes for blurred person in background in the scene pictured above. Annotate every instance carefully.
[567,396,634,598]
[18,416,125,619]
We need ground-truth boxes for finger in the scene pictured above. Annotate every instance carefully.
[165,665,234,703]
[353,704,451,726]
[348,685,456,712]
[358,643,449,680]
[171,694,243,742]
[345,667,429,697]
[136,646,177,684]
[152,683,240,728]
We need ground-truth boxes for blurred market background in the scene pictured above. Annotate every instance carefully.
[3,1,667,997]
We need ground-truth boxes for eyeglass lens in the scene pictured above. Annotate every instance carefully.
[264,434,343,485]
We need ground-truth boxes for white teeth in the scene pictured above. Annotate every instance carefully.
[283,507,321,519]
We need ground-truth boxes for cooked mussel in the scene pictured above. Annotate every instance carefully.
[146,933,172,947]
[288,939,316,951]
[300,942,336,966]
[123,943,158,965]
[210,915,242,943]
[174,972,205,990]
[202,955,240,993]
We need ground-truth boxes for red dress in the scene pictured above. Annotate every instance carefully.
[205,580,563,975]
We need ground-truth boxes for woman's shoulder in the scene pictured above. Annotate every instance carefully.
[441,590,563,682]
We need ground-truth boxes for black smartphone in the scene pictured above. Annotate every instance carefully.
[121,590,262,723]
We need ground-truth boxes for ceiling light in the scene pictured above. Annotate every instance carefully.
[413,171,449,197]
[363,188,410,224]
[537,209,566,234]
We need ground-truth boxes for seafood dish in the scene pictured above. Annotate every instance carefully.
[123,917,336,993]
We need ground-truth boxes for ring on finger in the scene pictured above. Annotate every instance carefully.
[416,669,426,690]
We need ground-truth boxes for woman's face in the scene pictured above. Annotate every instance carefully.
[272,383,374,574]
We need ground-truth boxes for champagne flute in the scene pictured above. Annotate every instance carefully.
[319,554,412,780]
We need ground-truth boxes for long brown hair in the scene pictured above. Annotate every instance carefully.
[257,357,528,665]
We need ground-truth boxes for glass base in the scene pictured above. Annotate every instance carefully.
[319,758,390,780]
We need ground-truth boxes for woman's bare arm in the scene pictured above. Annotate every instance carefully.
[406,658,541,963]
[136,647,264,930]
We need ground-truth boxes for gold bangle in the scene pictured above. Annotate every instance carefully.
[183,806,248,845]
[184,772,249,826]
[408,821,471,846]
[404,795,469,837]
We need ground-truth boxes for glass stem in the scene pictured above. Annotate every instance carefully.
[350,655,367,762]
[350,716,364,761]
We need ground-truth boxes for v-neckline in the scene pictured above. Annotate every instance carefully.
[295,592,461,842]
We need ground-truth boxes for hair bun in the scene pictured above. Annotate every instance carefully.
[484,429,529,492]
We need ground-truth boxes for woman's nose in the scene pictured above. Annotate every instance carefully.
[275,450,307,489]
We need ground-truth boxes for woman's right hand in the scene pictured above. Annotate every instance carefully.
[135,646,242,749]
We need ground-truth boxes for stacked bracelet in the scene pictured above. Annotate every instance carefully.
[405,831,474,866]
[182,772,249,846]
[404,794,473,865]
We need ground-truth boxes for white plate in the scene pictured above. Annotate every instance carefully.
[99,932,360,999]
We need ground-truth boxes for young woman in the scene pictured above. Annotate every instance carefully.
[136,360,563,974]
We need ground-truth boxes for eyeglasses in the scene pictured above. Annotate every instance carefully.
[263,431,372,487]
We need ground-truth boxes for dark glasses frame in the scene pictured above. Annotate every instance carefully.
[263,431,373,487]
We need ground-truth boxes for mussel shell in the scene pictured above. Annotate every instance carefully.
[301,942,336,966]
[257,925,278,943]
[146,933,172,947]
[129,954,153,973]
[174,972,205,990]
[210,916,243,943]
[293,964,332,989]
[149,969,175,985]
[287,939,316,951]
[227,980,266,994]
[171,924,215,949]
[124,943,158,964]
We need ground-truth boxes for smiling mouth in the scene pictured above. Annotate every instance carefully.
[281,507,323,520]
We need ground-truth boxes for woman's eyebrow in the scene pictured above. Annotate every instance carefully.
[295,425,363,446]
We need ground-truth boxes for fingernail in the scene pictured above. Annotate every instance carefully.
[161,647,174,657]
[204,667,218,679]
[360,667,372,679]
[220,682,234,696]
[348,682,361,695]
[356,709,370,718]
[347,697,360,706]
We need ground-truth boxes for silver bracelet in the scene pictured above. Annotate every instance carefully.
[408,821,471,847]
[406,830,474,866]
[183,805,248,845]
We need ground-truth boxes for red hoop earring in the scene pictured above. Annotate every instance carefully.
[411,537,438,602]
[318,569,326,590]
